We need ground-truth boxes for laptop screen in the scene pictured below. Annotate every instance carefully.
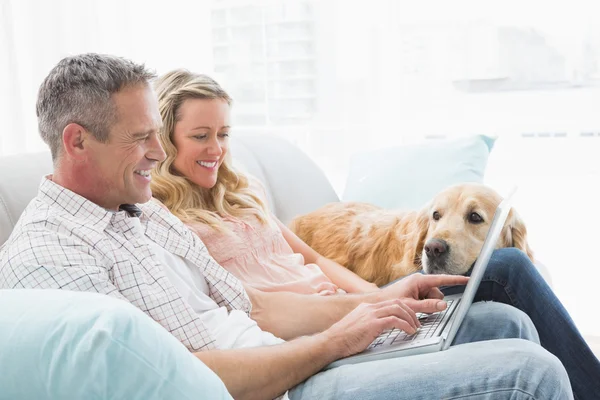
[440,187,516,349]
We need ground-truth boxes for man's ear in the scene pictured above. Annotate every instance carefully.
[62,123,90,160]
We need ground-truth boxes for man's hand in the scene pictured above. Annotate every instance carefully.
[323,299,422,360]
[380,274,469,313]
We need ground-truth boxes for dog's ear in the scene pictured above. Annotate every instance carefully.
[503,210,535,261]
[412,207,431,266]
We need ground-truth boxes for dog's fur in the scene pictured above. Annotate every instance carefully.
[290,183,534,286]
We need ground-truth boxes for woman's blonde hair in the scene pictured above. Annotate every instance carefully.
[151,69,269,230]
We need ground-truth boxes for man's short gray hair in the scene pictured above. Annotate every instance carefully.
[36,53,156,161]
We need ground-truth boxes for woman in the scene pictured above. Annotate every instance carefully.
[152,71,376,296]
[151,69,599,399]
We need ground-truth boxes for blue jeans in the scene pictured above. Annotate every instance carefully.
[289,302,572,399]
[441,248,600,400]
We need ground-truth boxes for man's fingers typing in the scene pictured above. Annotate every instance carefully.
[374,303,419,330]
[379,316,417,335]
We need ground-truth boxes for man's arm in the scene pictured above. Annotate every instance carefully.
[196,299,419,400]
[196,334,332,400]
[0,231,127,300]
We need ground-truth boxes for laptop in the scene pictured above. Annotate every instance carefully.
[326,187,516,369]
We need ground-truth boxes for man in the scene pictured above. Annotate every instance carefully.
[0,54,572,400]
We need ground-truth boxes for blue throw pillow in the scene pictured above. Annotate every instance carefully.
[343,135,496,209]
[0,289,232,400]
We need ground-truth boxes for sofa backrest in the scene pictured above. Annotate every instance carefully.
[233,135,339,225]
[0,152,52,245]
[0,135,339,245]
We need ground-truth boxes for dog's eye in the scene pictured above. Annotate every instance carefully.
[469,212,484,223]
[433,211,441,221]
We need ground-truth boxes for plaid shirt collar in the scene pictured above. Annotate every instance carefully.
[39,176,143,227]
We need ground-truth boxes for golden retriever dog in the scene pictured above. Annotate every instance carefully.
[290,183,534,286]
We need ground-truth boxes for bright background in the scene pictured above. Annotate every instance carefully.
[2,0,599,347]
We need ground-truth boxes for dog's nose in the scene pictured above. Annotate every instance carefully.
[424,239,448,259]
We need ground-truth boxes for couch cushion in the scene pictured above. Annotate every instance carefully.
[343,135,496,210]
[0,289,232,400]
[231,138,276,209]
[233,135,339,225]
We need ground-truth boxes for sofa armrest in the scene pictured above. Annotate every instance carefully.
[0,289,232,400]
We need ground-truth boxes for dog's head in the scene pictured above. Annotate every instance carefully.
[417,183,534,275]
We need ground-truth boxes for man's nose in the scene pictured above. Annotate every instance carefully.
[148,133,166,162]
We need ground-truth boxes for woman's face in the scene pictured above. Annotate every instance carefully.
[171,98,231,189]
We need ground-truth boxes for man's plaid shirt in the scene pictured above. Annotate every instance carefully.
[0,177,252,351]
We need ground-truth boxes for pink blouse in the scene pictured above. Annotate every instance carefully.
[186,182,340,296]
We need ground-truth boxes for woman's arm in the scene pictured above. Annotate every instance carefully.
[276,218,379,293]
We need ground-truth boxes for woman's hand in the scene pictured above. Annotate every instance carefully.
[379,274,469,313]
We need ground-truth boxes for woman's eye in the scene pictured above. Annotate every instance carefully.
[433,211,441,221]
[219,132,230,138]
[193,135,206,140]
[469,212,484,223]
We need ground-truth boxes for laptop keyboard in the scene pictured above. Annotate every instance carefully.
[367,299,454,350]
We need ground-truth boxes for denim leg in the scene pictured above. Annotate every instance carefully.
[289,339,572,400]
[443,248,600,400]
[451,301,539,345]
